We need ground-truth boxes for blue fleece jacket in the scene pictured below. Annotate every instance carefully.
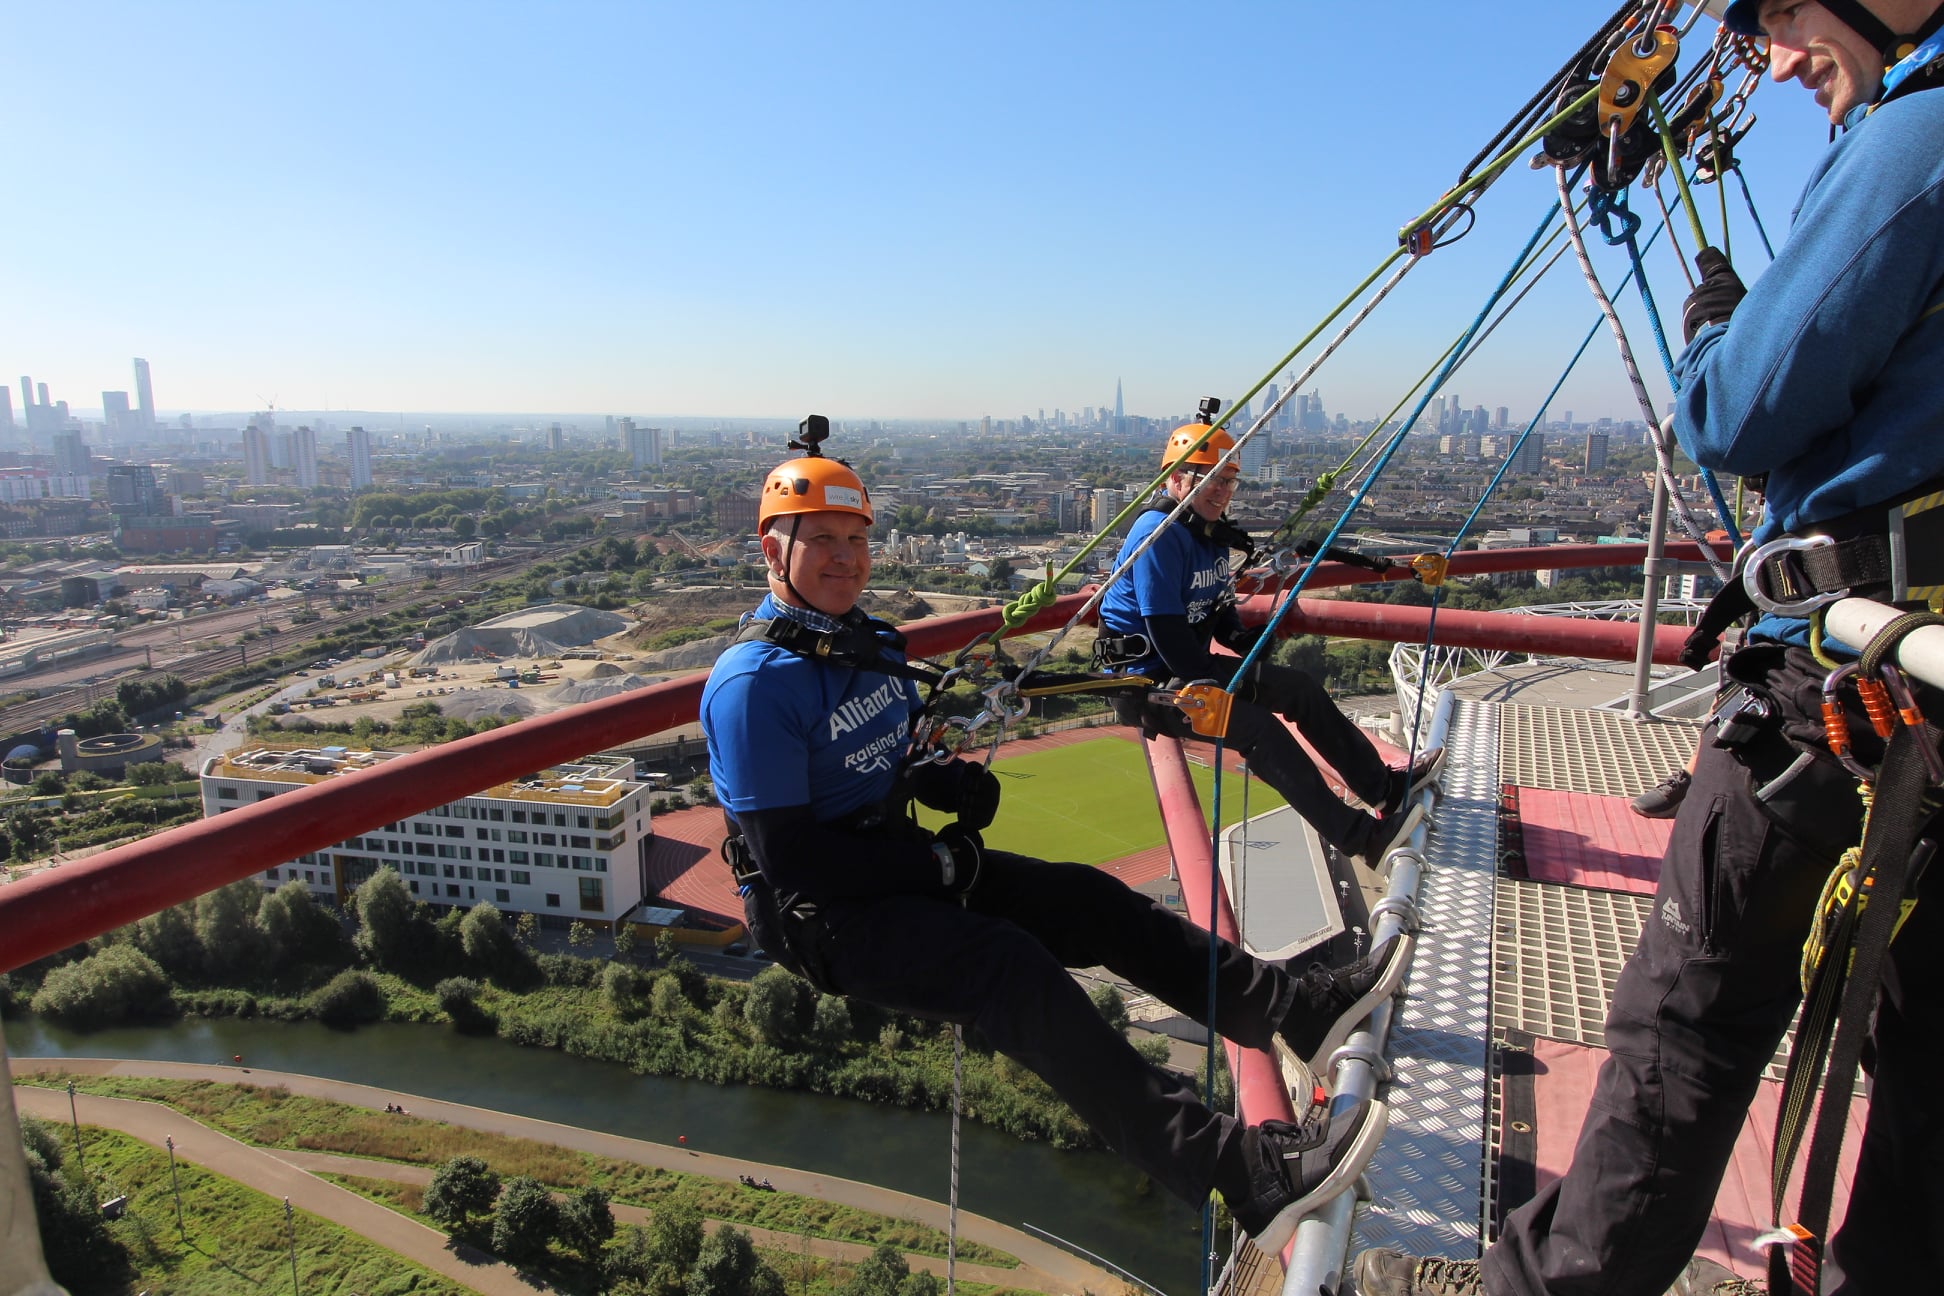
[1673,88,1944,642]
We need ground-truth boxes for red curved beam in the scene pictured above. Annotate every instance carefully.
[0,544,1702,971]
[1248,596,1696,665]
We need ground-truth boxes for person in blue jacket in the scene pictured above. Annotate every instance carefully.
[1098,417,1439,873]
[1356,2,1944,1293]
[700,425,1409,1254]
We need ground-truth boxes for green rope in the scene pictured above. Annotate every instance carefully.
[1398,86,1599,245]
[1711,118,1733,264]
[1270,191,1591,545]
[1648,95,1709,250]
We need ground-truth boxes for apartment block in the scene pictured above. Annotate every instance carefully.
[200,746,654,928]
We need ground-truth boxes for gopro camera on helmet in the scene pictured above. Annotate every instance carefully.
[1196,396,1222,424]
[790,414,831,455]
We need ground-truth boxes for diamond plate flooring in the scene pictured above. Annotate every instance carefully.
[1354,699,1498,1260]
[1497,704,1700,797]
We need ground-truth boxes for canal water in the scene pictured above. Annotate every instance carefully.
[5,1014,1204,1292]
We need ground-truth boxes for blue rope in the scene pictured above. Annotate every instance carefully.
[1228,191,1571,684]
[1732,165,1776,261]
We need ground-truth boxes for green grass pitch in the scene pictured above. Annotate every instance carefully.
[919,734,1287,865]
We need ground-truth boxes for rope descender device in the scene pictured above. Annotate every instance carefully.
[1151,681,1234,739]
[1410,553,1450,587]
[1599,24,1678,163]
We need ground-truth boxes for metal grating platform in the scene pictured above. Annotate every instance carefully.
[1497,705,1701,797]
[1492,881,1649,1048]
[1492,876,1798,1085]
[1355,698,1499,1260]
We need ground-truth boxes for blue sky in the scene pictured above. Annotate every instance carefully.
[5,2,1831,424]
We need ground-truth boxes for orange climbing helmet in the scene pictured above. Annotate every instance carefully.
[758,416,873,530]
[1161,398,1236,469]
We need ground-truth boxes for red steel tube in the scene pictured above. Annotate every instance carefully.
[0,544,1699,971]
[1244,595,1697,664]
[1143,735,1293,1130]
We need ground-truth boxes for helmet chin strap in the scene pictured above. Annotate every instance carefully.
[776,513,812,611]
[1820,0,1944,64]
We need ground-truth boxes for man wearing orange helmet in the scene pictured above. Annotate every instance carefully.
[1099,412,1439,881]
[700,419,1394,1254]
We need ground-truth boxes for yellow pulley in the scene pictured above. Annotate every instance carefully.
[1410,553,1450,587]
[1599,25,1678,141]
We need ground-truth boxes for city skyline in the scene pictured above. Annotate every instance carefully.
[7,4,1827,423]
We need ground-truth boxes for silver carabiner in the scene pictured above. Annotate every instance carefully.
[1743,535,1845,617]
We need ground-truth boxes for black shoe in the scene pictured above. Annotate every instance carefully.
[1279,933,1413,1063]
[1352,1249,1483,1295]
[1384,746,1446,816]
[1630,768,1692,819]
[1668,1258,1766,1296]
[1226,1096,1388,1254]
[1348,802,1424,870]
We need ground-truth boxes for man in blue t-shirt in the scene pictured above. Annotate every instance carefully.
[1357,3,1944,1293]
[700,429,1412,1254]
[1099,419,1439,877]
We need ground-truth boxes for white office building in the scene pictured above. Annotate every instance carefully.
[200,747,655,928]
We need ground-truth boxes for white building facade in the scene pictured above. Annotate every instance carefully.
[200,747,655,928]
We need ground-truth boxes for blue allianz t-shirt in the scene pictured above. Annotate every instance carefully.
[701,595,924,826]
[1098,507,1232,680]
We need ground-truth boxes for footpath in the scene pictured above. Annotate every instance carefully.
[12,1058,1117,1295]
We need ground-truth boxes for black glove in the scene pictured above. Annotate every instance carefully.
[931,823,984,897]
[908,758,1002,832]
[1682,246,1747,344]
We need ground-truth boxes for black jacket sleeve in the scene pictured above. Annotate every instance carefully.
[737,804,948,903]
[1145,613,1225,684]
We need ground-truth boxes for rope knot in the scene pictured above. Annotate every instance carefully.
[1001,578,1061,630]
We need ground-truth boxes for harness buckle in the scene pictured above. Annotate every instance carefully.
[1744,535,1847,616]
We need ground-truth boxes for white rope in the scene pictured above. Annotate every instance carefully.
[1553,163,1731,578]
[948,1022,963,1296]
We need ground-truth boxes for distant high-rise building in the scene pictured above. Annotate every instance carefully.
[243,425,270,485]
[0,386,11,433]
[1240,428,1271,479]
[271,430,293,470]
[1585,432,1610,472]
[52,431,90,477]
[1114,379,1124,437]
[133,358,155,432]
[1496,405,1510,430]
[291,425,319,488]
[546,423,564,454]
[18,378,29,417]
[623,419,662,470]
[1304,390,1326,432]
[346,426,373,490]
[1510,432,1547,475]
[105,465,166,515]
[102,391,134,436]
[36,383,48,408]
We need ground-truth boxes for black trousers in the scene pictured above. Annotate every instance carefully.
[1486,645,1944,1294]
[797,850,1302,1208]
[1119,661,1394,851]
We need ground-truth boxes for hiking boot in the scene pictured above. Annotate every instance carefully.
[1668,1257,1765,1295]
[1352,1248,1483,1295]
[1280,933,1413,1063]
[1630,768,1692,819]
[1384,746,1446,816]
[1225,1095,1388,1255]
[1347,802,1424,870]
